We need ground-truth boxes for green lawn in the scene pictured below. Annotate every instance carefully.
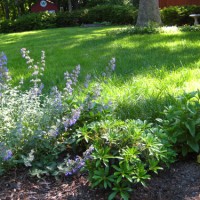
[1,26,200,120]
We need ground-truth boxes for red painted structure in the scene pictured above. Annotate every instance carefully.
[31,0,58,13]
[159,0,200,8]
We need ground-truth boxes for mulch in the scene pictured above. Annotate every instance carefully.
[1,159,200,200]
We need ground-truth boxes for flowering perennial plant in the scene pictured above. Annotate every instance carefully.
[65,145,94,176]
[0,49,115,177]
[21,48,45,96]
[0,143,12,161]
[0,52,10,92]
[63,107,82,131]
[102,57,116,77]
[64,65,80,96]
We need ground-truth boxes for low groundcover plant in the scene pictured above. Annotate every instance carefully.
[0,49,176,199]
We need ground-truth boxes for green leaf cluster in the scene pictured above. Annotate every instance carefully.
[77,119,175,199]
[159,90,200,156]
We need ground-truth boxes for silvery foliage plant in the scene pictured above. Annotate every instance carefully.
[0,49,115,175]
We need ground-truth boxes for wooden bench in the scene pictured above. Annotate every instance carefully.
[189,14,200,25]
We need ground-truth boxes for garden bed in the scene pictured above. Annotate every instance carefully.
[1,159,200,200]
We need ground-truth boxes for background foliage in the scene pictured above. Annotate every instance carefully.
[1,4,200,33]
[0,0,138,20]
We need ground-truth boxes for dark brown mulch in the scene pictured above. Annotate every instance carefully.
[1,160,200,200]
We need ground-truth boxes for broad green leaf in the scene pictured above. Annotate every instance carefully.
[96,160,101,167]
[187,138,199,152]
[182,146,188,156]
[197,154,200,163]
[104,181,108,189]
[117,175,122,183]
[108,191,118,200]
[121,191,129,200]
[185,121,196,137]
[92,179,102,187]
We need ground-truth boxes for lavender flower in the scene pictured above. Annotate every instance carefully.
[0,53,7,67]
[41,50,45,67]
[64,65,81,96]
[21,48,34,65]
[110,57,116,71]
[48,127,59,137]
[0,143,12,161]
[71,65,80,85]
[65,171,73,176]
[21,48,45,96]
[84,74,91,88]
[65,146,94,177]
[63,107,81,131]
[83,145,94,160]
[0,52,11,86]
[3,150,12,161]
[102,57,116,77]
[50,86,63,111]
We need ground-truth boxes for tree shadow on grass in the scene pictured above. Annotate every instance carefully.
[115,93,176,122]
[0,27,200,94]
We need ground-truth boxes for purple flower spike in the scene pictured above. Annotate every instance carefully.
[65,171,73,176]
[3,150,12,161]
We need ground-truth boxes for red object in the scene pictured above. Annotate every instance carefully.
[31,0,58,13]
[159,0,200,8]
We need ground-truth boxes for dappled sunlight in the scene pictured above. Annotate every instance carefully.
[160,26,180,33]
[1,27,200,94]
[100,65,200,120]
[0,30,46,45]
[102,66,200,106]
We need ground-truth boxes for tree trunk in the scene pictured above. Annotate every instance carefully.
[68,0,72,12]
[0,1,5,18]
[72,0,79,10]
[136,0,161,27]
[4,0,10,19]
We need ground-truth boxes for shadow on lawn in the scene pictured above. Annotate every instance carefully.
[0,27,200,94]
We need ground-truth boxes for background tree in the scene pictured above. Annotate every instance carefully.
[136,0,161,26]
[0,0,137,20]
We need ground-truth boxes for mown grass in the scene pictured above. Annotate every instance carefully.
[1,26,200,121]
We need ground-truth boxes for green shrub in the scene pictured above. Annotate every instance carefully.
[0,12,57,33]
[0,20,14,33]
[57,5,137,26]
[158,90,200,156]
[161,5,200,26]
[56,11,80,27]
[113,24,160,35]
[180,25,200,32]
[0,5,137,33]
[68,119,175,199]
[83,5,137,24]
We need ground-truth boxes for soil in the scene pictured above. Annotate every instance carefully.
[1,159,200,200]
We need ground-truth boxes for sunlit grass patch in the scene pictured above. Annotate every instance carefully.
[0,26,200,120]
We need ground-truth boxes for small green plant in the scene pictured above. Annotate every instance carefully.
[180,25,200,32]
[158,90,200,156]
[111,24,160,36]
[69,119,176,199]
[161,5,200,26]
